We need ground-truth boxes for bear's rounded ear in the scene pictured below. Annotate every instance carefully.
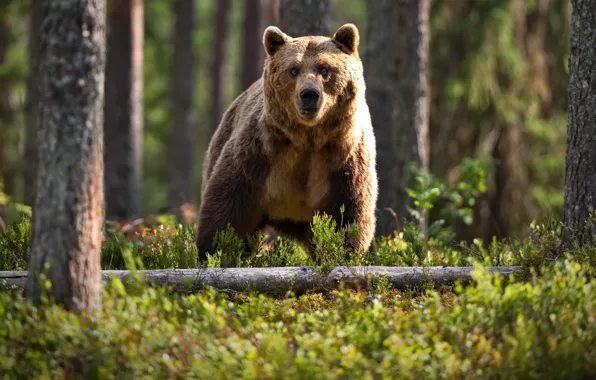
[332,23,359,55]
[263,26,288,56]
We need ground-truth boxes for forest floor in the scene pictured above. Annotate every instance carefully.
[0,213,595,378]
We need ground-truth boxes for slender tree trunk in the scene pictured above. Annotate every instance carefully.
[210,0,230,135]
[278,0,330,37]
[104,0,144,221]
[168,0,197,220]
[241,0,261,90]
[0,6,17,204]
[563,0,596,245]
[25,0,106,314]
[23,0,42,208]
[260,0,279,32]
[367,0,431,237]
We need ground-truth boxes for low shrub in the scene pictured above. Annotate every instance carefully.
[0,259,594,378]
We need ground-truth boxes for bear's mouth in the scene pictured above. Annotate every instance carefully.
[299,107,319,119]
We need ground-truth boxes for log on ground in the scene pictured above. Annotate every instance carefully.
[0,266,522,295]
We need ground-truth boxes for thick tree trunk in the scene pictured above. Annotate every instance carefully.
[168,0,197,219]
[210,0,230,135]
[365,0,396,237]
[104,0,144,221]
[25,0,106,314]
[241,0,261,91]
[392,0,431,235]
[564,0,596,245]
[23,0,42,208]
[278,0,330,37]
[367,0,431,237]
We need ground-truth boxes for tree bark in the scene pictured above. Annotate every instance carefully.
[278,0,330,37]
[7,266,522,295]
[260,0,279,32]
[564,0,596,245]
[365,0,396,237]
[23,0,42,208]
[104,0,144,221]
[210,0,231,135]
[0,6,16,204]
[367,0,431,237]
[241,0,261,91]
[168,0,197,219]
[25,0,106,314]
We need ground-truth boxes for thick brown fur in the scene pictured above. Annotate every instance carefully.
[196,23,378,262]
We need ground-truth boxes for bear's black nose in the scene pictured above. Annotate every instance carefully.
[300,88,320,108]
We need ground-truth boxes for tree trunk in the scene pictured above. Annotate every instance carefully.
[104,0,144,221]
[23,0,42,208]
[260,0,279,32]
[168,0,197,220]
[241,0,261,91]
[367,0,431,237]
[563,0,596,245]
[210,0,231,136]
[365,0,396,237]
[0,7,15,204]
[25,0,106,314]
[278,0,330,37]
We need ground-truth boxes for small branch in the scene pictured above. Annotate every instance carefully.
[0,266,522,295]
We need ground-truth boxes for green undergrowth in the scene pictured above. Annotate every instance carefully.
[0,259,594,378]
[2,212,596,279]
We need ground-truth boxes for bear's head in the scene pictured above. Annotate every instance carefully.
[262,23,363,127]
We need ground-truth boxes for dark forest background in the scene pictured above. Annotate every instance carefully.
[0,0,571,243]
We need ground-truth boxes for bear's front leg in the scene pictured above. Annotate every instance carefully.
[320,156,377,256]
[196,147,269,264]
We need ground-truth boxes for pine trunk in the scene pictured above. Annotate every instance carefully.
[278,0,330,37]
[210,0,230,135]
[563,0,596,245]
[25,0,106,314]
[367,0,431,236]
[365,0,396,237]
[104,0,144,221]
[168,0,197,218]
[260,0,279,33]
[0,8,16,203]
[23,0,42,208]
[241,0,261,90]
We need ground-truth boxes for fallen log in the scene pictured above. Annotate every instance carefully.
[0,266,522,295]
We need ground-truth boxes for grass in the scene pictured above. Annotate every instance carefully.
[1,213,596,378]
[0,259,594,378]
[2,211,587,273]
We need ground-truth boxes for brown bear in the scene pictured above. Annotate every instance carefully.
[196,23,378,263]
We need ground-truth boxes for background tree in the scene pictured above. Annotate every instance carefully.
[210,0,231,135]
[104,0,144,221]
[563,0,596,245]
[241,0,261,91]
[168,0,197,221]
[279,0,330,37]
[260,0,279,42]
[23,0,42,208]
[366,0,431,236]
[0,4,16,208]
[26,0,106,314]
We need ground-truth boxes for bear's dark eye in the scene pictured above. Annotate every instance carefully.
[320,66,329,78]
[290,67,299,77]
